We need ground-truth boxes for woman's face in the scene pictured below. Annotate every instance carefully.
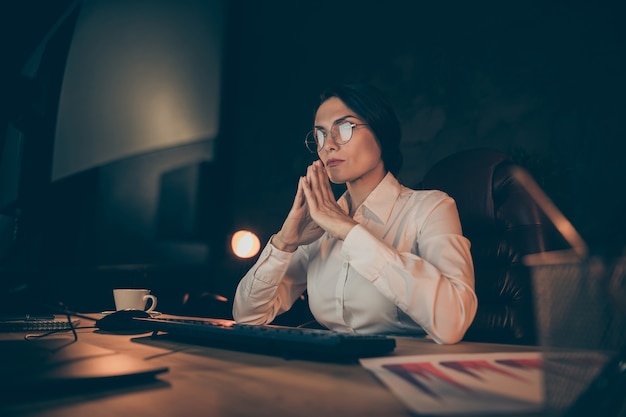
[314,97,384,185]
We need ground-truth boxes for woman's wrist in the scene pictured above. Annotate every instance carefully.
[272,233,298,253]
[336,220,358,241]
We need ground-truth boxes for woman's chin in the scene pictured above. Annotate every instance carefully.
[328,174,347,185]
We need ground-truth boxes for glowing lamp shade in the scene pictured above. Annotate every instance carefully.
[231,230,261,259]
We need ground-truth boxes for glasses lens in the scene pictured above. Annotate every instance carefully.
[315,129,326,149]
[337,121,353,142]
[305,131,317,153]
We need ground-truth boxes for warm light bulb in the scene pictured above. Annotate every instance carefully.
[231,230,261,259]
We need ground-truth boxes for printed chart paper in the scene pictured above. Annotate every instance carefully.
[360,351,544,415]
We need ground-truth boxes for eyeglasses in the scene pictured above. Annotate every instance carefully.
[304,119,369,153]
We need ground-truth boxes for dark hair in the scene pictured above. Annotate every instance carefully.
[318,83,403,176]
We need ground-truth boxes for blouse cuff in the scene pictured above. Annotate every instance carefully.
[250,236,297,285]
[342,225,392,281]
[267,234,299,258]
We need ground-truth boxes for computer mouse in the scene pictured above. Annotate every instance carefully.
[95,309,152,332]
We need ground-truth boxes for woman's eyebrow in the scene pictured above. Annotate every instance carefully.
[314,115,358,129]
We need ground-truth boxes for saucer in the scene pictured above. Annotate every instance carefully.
[101,310,161,317]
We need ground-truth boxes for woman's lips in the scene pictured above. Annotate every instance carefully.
[326,159,344,167]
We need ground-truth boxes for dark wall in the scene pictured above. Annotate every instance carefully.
[224,0,626,259]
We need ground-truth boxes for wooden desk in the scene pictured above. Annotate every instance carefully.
[1,320,542,417]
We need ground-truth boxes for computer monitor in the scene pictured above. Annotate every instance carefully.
[0,0,228,313]
[52,0,224,182]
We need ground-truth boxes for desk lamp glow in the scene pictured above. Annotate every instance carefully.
[231,230,261,259]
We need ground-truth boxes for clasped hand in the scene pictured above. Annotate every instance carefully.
[273,160,357,252]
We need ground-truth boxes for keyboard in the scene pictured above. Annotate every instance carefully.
[0,318,80,332]
[133,317,396,361]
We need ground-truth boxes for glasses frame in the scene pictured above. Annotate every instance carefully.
[304,119,369,153]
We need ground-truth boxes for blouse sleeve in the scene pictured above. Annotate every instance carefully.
[232,237,309,325]
[341,195,477,344]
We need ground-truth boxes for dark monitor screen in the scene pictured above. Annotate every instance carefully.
[52,0,224,182]
[0,124,23,214]
[1,0,228,314]
[0,2,80,310]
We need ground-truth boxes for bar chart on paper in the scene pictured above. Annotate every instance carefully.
[361,351,545,415]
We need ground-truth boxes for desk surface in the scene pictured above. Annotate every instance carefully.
[1,316,543,417]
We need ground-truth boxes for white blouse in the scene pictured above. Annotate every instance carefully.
[232,173,477,344]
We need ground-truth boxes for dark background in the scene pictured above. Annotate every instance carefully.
[222,0,626,256]
[1,0,625,314]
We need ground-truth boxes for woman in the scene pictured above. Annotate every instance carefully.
[232,83,477,344]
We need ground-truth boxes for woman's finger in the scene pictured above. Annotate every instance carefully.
[312,162,328,192]
[308,161,333,205]
[315,162,335,202]
[306,163,320,193]
[288,176,305,213]
[307,164,324,202]
[301,175,318,211]
[295,176,306,207]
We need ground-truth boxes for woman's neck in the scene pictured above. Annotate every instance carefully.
[345,165,388,216]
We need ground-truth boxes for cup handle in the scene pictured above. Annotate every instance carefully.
[143,294,158,312]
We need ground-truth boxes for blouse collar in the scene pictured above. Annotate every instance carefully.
[338,172,401,224]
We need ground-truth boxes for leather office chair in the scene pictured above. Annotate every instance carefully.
[419,148,563,345]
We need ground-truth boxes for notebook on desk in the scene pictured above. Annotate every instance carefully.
[0,337,169,399]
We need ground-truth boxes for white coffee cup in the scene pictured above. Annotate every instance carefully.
[113,289,158,312]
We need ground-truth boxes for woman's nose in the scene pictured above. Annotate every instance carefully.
[322,135,338,152]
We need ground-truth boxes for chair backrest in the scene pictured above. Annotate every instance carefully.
[420,148,565,344]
